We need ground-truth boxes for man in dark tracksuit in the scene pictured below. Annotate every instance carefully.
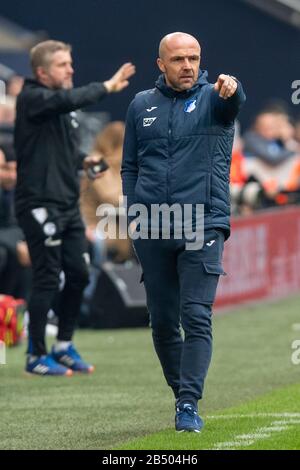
[15,40,135,376]
[122,33,245,432]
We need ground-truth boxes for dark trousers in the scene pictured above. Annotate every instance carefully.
[133,229,225,408]
[18,206,89,356]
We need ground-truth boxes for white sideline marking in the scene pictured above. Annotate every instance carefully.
[209,413,300,419]
[260,425,289,432]
[210,413,300,450]
[237,433,270,439]
[215,440,254,449]
[273,419,300,425]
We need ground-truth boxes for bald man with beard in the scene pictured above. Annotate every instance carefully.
[122,32,246,432]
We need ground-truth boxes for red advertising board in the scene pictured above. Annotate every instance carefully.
[216,206,300,308]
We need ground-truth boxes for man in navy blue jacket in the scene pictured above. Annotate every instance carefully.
[122,32,246,432]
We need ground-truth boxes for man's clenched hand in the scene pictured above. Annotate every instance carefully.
[214,74,237,100]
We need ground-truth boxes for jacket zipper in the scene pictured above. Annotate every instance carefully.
[167,97,176,204]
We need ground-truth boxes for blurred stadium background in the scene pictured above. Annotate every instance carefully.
[1,0,300,450]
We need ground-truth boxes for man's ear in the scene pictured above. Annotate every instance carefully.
[36,66,48,82]
[157,58,166,73]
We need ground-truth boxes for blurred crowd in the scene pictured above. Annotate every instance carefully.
[231,101,300,215]
[1,73,300,310]
[0,74,32,301]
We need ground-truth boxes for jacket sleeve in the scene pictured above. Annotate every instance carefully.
[27,82,108,120]
[212,80,246,124]
[121,99,138,223]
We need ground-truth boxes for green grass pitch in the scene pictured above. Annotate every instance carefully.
[1,295,300,450]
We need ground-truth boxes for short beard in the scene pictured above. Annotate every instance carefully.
[166,76,195,92]
[61,79,73,89]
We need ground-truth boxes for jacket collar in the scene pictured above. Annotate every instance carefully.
[155,70,209,98]
[23,78,49,89]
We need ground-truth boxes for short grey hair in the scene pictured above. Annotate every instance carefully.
[30,40,72,76]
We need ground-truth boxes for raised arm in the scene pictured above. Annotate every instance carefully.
[212,74,246,123]
[28,62,135,120]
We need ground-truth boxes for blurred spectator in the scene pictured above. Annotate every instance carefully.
[0,73,21,166]
[230,122,267,214]
[295,118,300,152]
[230,122,252,214]
[243,110,294,165]
[230,121,247,187]
[0,148,31,299]
[0,96,16,125]
[0,74,21,126]
[243,107,300,204]
[6,75,24,98]
[80,121,131,263]
[275,112,299,153]
[79,121,132,326]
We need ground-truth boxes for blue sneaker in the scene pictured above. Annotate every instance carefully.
[175,403,204,433]
[25,354,73,376]
[51,344,95,373]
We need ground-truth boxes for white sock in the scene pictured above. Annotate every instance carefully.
[54,341,72,352]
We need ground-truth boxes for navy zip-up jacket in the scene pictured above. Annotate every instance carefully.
[121,71,246,239]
